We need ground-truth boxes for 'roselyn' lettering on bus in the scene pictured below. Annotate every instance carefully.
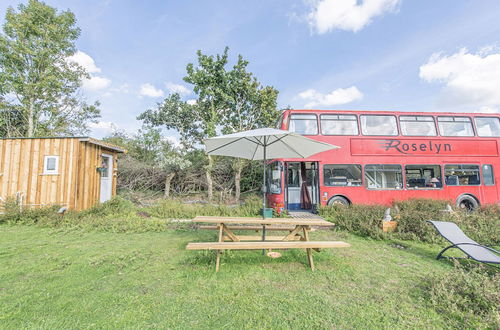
[379,140,452,154]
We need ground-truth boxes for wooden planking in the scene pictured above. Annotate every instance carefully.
[193,216,335,227]
[0,137,122,211]
[223,235,301,241]
[198,225,315,231]
[186,241,351,250]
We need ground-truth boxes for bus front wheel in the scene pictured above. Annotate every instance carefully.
[456,195,479,211]
[328,196,350,206]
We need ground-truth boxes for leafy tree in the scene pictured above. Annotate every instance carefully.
[139,47,279,200]
[0,0,100,137]
[222,55,279,200]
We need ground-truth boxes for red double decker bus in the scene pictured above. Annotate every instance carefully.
[266,109,500,212]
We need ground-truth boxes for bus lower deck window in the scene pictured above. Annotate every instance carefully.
[365,164,403,189]
[444,164,480,186]
[324,164,362,186]
[483,165,495,185]
[267,162,282,194]
[405,165,442,189]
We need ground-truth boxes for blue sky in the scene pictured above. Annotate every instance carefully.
[1,0,500,139]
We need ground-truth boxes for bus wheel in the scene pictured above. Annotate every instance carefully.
[328,196,349,206]
[456,195,479,211]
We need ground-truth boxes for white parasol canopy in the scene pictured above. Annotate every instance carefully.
[205,128,338,160]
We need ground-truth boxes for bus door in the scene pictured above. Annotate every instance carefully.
[285,162,319,211]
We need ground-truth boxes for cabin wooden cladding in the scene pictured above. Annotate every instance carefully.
[0,137,124,211]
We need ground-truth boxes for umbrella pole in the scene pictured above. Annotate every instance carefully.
[262,139,267,255]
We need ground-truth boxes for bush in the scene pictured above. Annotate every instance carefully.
[422,262,500,328]
[319,199,499,244]
[0,195,263,233]
[319,203,388,240]
[147,195,262,219]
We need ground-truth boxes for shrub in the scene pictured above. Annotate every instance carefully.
[319,203,388,240]
[422,262,500,328]
[319,199,499,244]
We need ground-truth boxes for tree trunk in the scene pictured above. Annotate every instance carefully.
[27,100,35,137]
[206,155,213,200]
[164,172,175,198]
[234,160,243,202]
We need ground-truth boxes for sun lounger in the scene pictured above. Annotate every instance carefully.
[427,220,500,264]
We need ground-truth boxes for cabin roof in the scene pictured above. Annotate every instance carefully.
[0,136,126,153]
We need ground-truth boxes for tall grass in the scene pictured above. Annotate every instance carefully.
[0,195,263,233]
[422,262,500,328]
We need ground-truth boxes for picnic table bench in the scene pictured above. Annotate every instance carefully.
[187,216,350,272]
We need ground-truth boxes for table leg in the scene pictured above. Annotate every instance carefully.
[262,225,266,255]
[302,226,315,271]
[215,224,223,272]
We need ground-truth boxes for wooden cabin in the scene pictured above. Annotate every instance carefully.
[0,137,126,211]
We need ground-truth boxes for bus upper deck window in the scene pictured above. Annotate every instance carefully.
[360,115,398,136]
[400,116,437,136]
[475,117,500,137]
[289,114,318,135]
[438,116,474,136]
[320,114,358,135]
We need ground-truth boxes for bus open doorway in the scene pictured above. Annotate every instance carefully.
[285,161,320,212]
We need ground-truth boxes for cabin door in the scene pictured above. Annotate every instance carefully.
[99,154,113,203]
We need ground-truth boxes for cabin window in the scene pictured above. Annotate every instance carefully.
[444,164,480,186]
[405,165,442,189]
[400,116,437,136]
[475,117,500,137]
[365,164,403,189]
[483,165,494,186]
[438,116,474,136]
[43,156,59,175]
[360,115,398,136]
[288,114,318,135]
[266,161,282,194]
[320,114,358,135]
[324,164,362,186]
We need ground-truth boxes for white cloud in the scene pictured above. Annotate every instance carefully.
[68,50,101,73]
[83,76,111,91]
[307,0,400,33]
[186,99,197,105]
[165,82,191,96]
[67,50,112,91]
[419,47,500,112]
[298,86,363,108]
[139,83,164,98]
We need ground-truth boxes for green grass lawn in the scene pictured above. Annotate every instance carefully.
[0,225,478,328]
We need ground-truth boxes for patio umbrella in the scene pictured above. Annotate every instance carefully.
[204,128,340,218]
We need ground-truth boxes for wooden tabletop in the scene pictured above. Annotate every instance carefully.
[192,215,334,227]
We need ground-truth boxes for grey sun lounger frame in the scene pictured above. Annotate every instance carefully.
[427,220,500,265]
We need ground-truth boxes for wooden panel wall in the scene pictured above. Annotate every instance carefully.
[0,138,119,211]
